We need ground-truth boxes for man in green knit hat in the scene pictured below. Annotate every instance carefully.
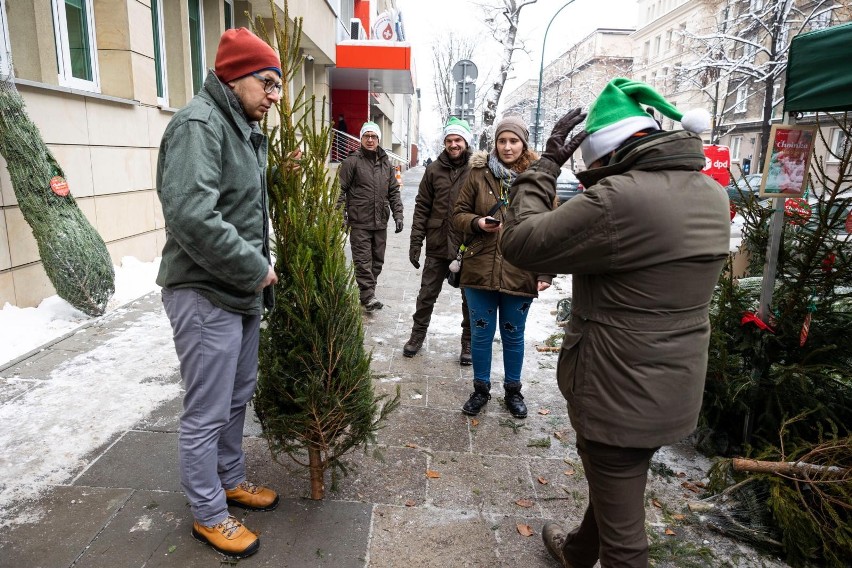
[501,78,731,567]
[404,117,473,363]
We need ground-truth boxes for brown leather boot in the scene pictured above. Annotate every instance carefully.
[225,480,280,511]
[403,330,426,357]
[192,515,259,558]
[542,522,573,567]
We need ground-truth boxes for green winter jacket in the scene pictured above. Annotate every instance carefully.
[156,71,272,315]
[502,130,731,448]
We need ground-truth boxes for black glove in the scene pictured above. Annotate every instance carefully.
[395,218,404,233]
[409,246,421,269]
[542,108,589,168]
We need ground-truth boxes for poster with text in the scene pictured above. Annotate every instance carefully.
[759,124,817,198]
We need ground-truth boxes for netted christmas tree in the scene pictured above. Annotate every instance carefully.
[0,68,114,316]
[696,113,852,566]
[252,1,399,500]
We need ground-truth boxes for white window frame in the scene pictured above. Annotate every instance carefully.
[734,85,748,112]
[828,128,848,163]
[152,0,168,106]
[730,136,742,161]
[51,0,101,91]
[0,0,11,78]
[224,0,234,29]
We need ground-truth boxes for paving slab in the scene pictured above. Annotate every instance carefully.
[133,396,182,433]
[328,445,429,507]
[469,411,575,460]
[74,431,181,493]
[367,504,499,568]
[0,485,132,568]
[0,376,38,404]
[375,406,471,453]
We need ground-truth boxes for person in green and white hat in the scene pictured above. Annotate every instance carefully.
[499,79,731,568]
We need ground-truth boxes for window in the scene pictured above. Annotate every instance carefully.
[664,30,672,53]
[51,0,100,90]
[678,23,687,53]
[224,0,234,29]
[828,129,849,163]
[731,136,742,161]
[750,0,764,11]
[188,0,206,94]
[653,35,661,57]
[812,10,831,29]
[151,0,168,104]
[643,40,650,64]
[744,41,757,61]
[735,85,748,112]
[0,0,11,77]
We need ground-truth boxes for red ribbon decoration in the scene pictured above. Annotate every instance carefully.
[741,311,775,333]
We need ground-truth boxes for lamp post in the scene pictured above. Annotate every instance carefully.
[534,0,577,150]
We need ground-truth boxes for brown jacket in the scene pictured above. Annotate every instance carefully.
[452,150,552,297]
[410,149,470,259]
[502,131,731,448]
[337,147,403,230]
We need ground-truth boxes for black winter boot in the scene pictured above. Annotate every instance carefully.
[403,330,426,358]
[458,340,472,366]
[504,382,527,419]
[461,380,491,416]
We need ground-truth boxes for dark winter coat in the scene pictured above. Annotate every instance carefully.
[337,147,403,230]
[156,70,271,315]
[410,149,471,259]
[501,130,731,448]
[452,150,552,297]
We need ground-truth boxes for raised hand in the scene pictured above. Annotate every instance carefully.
[541,108,588,168]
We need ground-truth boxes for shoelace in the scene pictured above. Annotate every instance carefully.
[238,481,261,495]
[216,516,242,538]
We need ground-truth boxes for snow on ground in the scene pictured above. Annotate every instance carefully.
[0,257,177,519]
[0,257,161,367]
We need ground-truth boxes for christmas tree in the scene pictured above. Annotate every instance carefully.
[252,1,399,500]
[0,71,114,316]
[698,114,851,565]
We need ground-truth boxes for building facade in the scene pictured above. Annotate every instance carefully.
[0,0,416,309]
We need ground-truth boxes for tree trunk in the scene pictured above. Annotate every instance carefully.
[732,458,850,479]
[309,447,325,499]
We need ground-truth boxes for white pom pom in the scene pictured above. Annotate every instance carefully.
[680,108,711,134]
[449,259,461,273]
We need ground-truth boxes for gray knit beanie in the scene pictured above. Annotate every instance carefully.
[494,116,530,148]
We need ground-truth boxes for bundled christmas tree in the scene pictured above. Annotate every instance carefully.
[253,1,399,500]
[697,114,852,566]
[0,70,114,316]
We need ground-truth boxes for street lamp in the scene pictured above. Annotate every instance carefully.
[534,0,577,150]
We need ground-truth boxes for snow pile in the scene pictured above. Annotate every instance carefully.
[0,310,180,517]
[0,257,161,367]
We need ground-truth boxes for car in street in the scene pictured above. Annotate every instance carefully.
[725,174,765,205]
[556,168,583,205]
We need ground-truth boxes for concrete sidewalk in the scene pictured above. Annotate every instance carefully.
[0,166,777,568]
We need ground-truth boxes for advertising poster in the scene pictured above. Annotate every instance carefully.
[702,144,731,187]
[759,124,817,198]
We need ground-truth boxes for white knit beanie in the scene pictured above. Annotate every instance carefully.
[443,117,472,147]
[360,121,381,141]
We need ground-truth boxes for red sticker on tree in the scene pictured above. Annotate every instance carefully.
[784,198,811,225]
[50,176,70,197]
[846,210,852,234]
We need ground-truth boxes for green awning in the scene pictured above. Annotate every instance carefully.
[784,22,852,113]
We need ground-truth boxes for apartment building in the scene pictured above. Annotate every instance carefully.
[0,0,417,309]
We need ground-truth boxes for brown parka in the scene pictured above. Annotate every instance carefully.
[337,146,403,230]
[452,150,552,297]
[410,149,470,260]
[501,131,731,448]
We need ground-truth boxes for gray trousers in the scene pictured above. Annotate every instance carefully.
[412,256,470,342]
[162,288,260,526]
[349,227,387,304]
[562,435,659,568]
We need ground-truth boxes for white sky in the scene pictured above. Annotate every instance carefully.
[396,0,639,141]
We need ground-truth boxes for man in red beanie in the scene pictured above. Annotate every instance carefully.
[155,27,285,559]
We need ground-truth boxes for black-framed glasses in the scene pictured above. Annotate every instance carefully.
[362,134,379,140]
[251,72,283,95]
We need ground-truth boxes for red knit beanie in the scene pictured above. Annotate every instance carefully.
[214,28,281,83]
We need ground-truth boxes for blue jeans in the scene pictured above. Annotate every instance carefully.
[464,288,533,385]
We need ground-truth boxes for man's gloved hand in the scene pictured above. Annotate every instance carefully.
[541,108,589,168]
[409,246,421,269]
[395,218,404,233]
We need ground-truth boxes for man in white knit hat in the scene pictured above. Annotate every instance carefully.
[501,79,731,567]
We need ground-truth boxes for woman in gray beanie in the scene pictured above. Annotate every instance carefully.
[451,116,553,419]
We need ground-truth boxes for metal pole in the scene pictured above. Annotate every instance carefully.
[534,0,577,150]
